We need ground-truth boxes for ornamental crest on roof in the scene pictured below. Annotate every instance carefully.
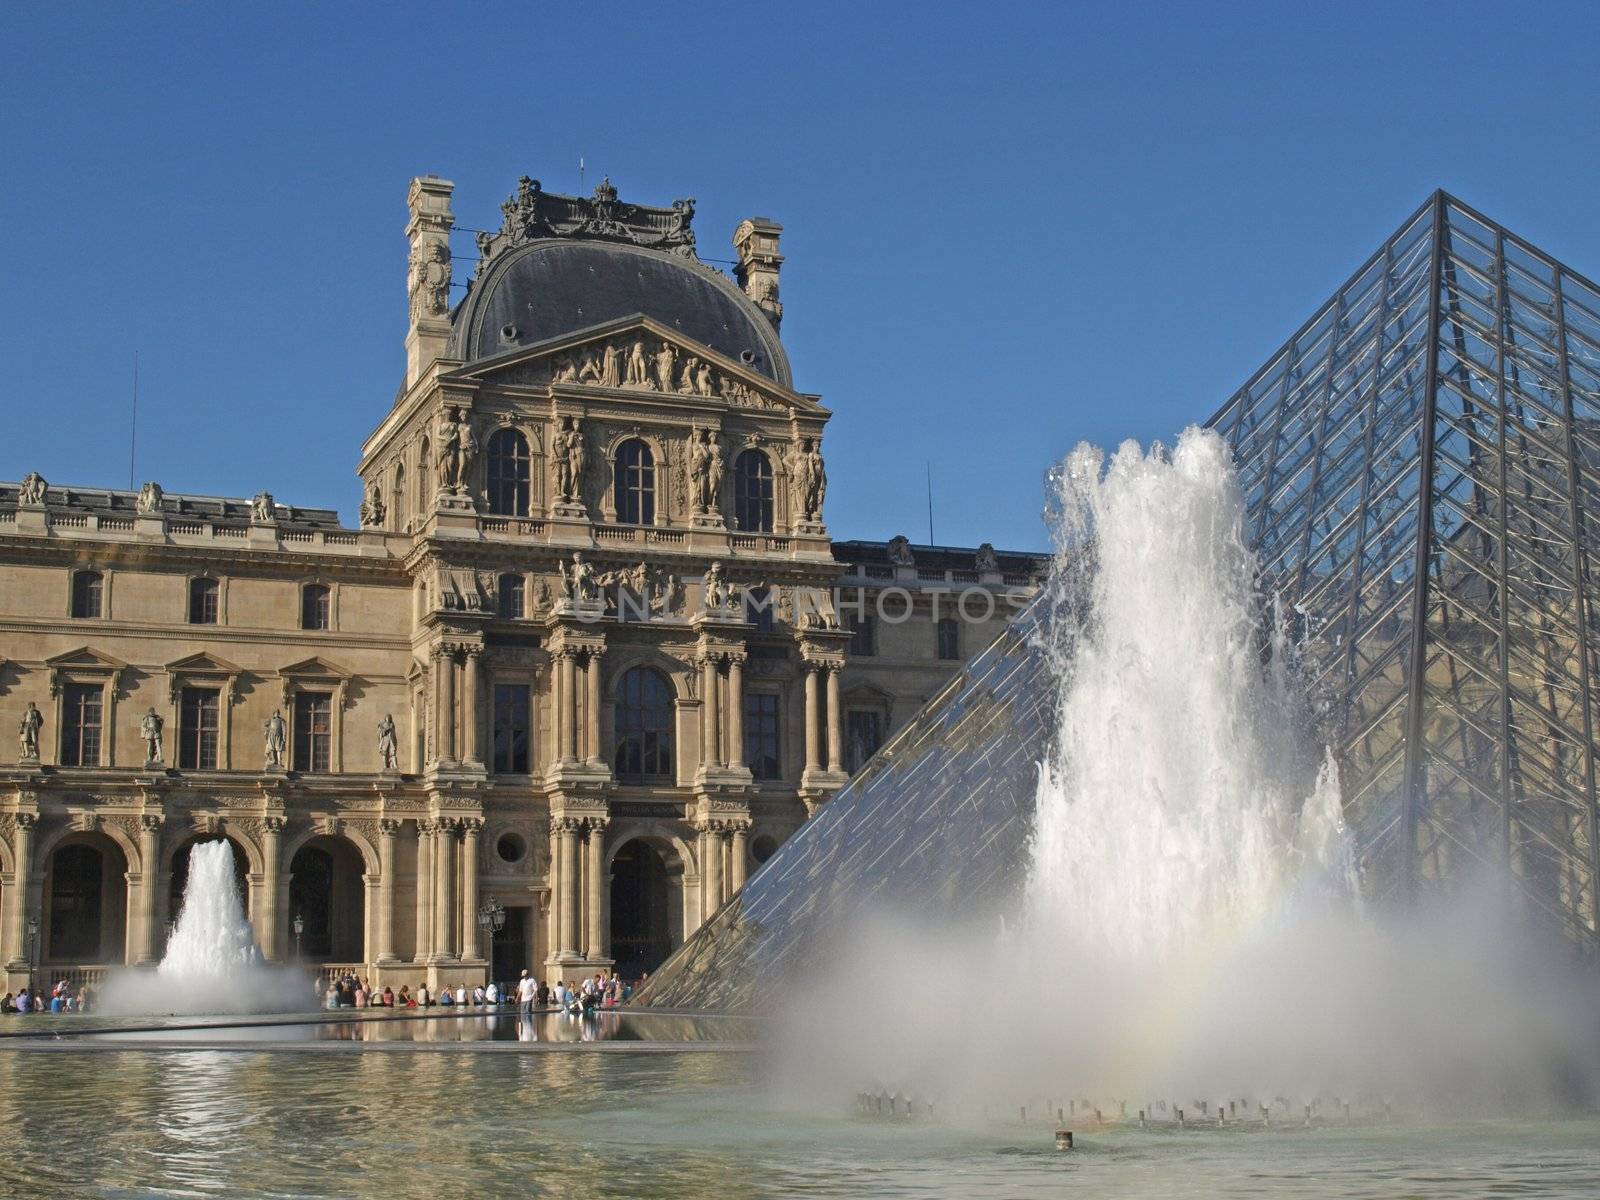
[475,176,697,272]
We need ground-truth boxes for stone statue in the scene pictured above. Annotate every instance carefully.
[652,572,683,616]
[141,707,164,765]
[702,561,728,610]
[552,416,586,504]
[359,482,386,527]
[601,342,622,387]
[564,552,600,603]
[888,535,915,567]
[654,341,677,392]
[251,491,276,523]
[707,435,725,511]
[264,709,287,769]
[552,355,579,384]
[136,481,163,515]
[793,437,827,522]
[664,197,696,255]
[578,349,602,384]
[377,714,399,771]
[625,338,649,387]
[18,473,47,505]
[694,359,715,398]
[18,701,42,761]
[677,356,698,395]
[436,407,478,495]
[689,429,714,513]
[407,239,451,322]
[976,542,1000,573]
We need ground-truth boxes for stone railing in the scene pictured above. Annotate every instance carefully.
[837,562,1041,589]
[17,510,381,553]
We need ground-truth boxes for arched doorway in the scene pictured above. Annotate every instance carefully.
[44,834,129,966]
[288,837,366,964]
[170,836,250,927]
[609,839,683,980]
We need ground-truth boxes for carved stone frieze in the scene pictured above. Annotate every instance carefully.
[479,176,698,274]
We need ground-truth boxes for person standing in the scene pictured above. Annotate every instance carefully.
[516,970,537,1017]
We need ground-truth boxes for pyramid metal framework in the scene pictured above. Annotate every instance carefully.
[639,192,1600,1010]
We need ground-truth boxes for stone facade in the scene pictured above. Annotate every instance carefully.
[0,173,1046,993]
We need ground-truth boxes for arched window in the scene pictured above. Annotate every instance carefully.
[486,428,530,516]
[188,577,219,625]
[497,572,525,619]
[70,570,103,619]
[392,463,406,531]
[614,439,655,526]
[301,583,331,630]
[613,667,674,782]
[417,437,431,513]
[733,450,774,533]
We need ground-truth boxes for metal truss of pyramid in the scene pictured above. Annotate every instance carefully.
[640,192,1600,1011]
[1211,191,1600,942]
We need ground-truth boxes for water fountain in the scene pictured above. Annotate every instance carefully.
[101,840,309,1016]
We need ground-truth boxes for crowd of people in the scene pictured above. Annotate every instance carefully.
[1,981,93,1014]
[317,970,636,1014]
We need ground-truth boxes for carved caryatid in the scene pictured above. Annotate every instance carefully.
[790,436,827,523]
[408,239,451,323]
[689,428,726,515]
[436,406,478,496]
[18,701,42,762]
[551,415,588,505]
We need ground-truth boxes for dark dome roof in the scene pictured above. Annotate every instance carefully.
[448,239,791,386]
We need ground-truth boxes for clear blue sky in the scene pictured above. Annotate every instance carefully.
[4,2,1598,551]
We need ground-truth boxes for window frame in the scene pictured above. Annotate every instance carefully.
[291,690,334,773]
[485,427,532,517]
[497,573,525,620]
[613,439,656,527]
[613,666,675,783]
[937,616,961,660]
[733,449,774,533]
[743,690,782,781]
[188,576,220,626]
[178,686,221,770]
[492,682,532,774]
[59,680,105,767]
[69,569,104,619]
[300,583,332,631]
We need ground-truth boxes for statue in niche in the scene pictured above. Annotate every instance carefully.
[678,356,698,395]
[263,709,287,769]
[141,707,164,765]
[407,239,451,322]
[976,542,1000,573]
[694,359,715,398]
[18,473,47,505]
[578,349,602,384]
[18,701,42,761]
[377,714,399,771]
[436,406,478,494]
[136,481,163,515]
[707,435,725,510]
[689,428,715,513]
[601,342,622,387]
[251,491,276,523]
[359,482,386,527]
[654,341,677,392]
[625,338,649,387]
[551,416,587,504]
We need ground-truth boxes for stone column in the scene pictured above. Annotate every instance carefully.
[702,823,724,915]
[825,665,844,774]
[258,816,283,962]
[584,818,607,961]
[803,665,821,774]
[3,814,33,968]
[377,820,399,962]
[584,650,603,765]
[462,647,481,765]
[432,820,456,960]
[695,826,709,923]
[413,820,433,961]
[730,823,749,893]
[701,655,720,768]
[557,819,580,955]
[133,816,162,964]
[459,819,481,961]
[727,655,745,770]
[440,649,458,762]
[431,653,445,765]
[559,652,578,762]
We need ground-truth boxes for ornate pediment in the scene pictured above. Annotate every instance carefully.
[458,318,824,417]
[45,647,127,673]
[165,651,244,676]
[277,655,352,680]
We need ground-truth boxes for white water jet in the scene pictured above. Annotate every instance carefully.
[102,840,310,1016]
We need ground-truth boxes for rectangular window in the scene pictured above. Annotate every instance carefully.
[179,687,220,770]
[846,709,883,774]
[743,692,781,781]
[292,692,332,773]
[189,579,219,625]
[847,613,876,656]
[60,682,103,767]
[937,616,960,660]
[497,575,525,620]
[493,684,531,774]
[301,585,330,631]
[70,572,103,619]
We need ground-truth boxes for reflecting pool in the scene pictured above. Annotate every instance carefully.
[1,1036,1598,1198]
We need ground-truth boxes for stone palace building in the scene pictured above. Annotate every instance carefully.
[0,173,1045,992]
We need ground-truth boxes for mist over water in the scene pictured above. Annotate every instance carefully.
[773,428,1600,1118]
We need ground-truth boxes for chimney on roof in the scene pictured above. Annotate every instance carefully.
[733,218,784,333]
[405,174,456,388]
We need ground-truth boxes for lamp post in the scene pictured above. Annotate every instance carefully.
[25,916,38,999]
[477,896,505,998]
[292,912,304,963]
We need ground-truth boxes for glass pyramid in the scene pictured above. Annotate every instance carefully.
[640,192,1600,1010]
